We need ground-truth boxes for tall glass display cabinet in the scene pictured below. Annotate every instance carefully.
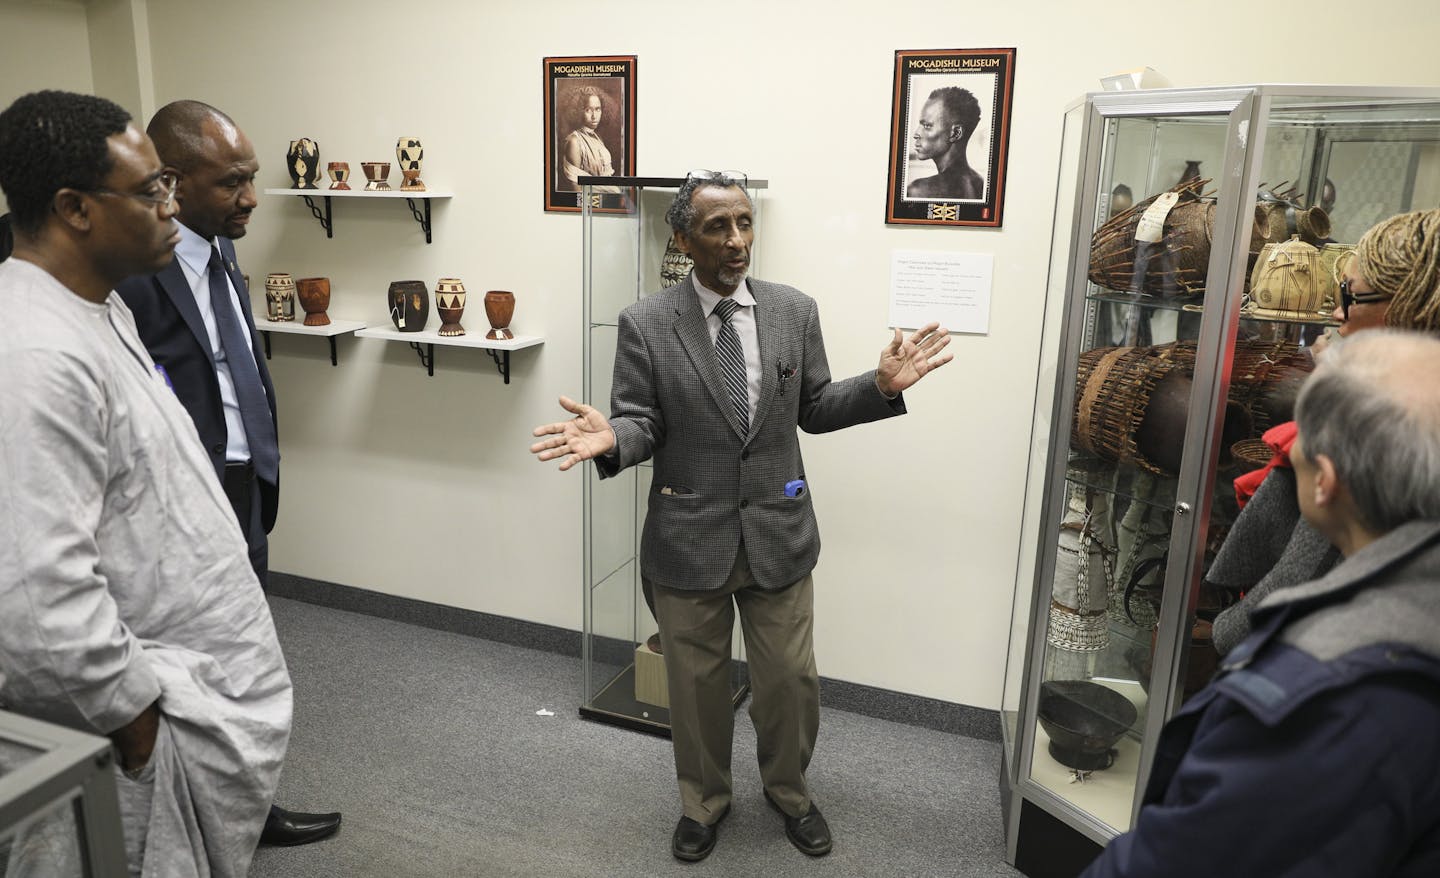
[579,175,768,735]
[1000,85,1440,876]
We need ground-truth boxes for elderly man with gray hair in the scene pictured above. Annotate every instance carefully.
[1083,330,1440,878]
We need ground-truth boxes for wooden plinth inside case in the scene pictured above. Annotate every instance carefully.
[634,641,668,708]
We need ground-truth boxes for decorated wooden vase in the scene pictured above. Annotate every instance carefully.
[434,277,466,336]
[396,137,425,192]
[484,290,515,340]
[660,238,693,288]
[327,161,351,190]
[287,138,321,189]
[264,273,296,322]
[388,280,429,332]
[295,276,331,326]
[362,161,391,191]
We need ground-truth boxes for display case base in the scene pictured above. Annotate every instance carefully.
[580,663,749,739]
[1013,798,1104,878]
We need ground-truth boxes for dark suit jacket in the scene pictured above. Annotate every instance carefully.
[596,275,904,591]
[115,237,280,532]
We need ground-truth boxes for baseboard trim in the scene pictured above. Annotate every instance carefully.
[269,571,1000,743]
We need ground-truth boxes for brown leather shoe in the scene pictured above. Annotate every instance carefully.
[764,790,832,856]
[671,805,729,862]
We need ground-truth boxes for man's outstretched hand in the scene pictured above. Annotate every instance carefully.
[530,395,616,471]
[876,322,953,397]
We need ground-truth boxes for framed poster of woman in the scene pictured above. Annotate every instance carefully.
[543,55,636,213]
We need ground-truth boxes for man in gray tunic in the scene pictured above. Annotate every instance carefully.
[0,90,292,876]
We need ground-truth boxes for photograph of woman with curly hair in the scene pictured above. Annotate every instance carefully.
[556,81,622,193]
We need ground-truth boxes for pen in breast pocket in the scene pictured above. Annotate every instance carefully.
[776,360,796,393]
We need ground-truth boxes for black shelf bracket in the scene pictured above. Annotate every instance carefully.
[405,197,433,243]
[299,194,333,237]
[408,341,435,376]
[258,330,341,366]
[486,349,512,384]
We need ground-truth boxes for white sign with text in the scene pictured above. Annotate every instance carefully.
[888,249,993,335]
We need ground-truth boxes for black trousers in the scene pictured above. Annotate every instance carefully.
[222,461,269,588]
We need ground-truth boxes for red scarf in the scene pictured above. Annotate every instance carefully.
[1234,421,1299,508]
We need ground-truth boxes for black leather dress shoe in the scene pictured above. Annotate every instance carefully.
[764,790,832,856]
[260,805,342,847]
[671,805,729,862]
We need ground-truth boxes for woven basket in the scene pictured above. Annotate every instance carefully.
[1254,197,1331,248]
[1230,438,1274,470]
[1088,178,1213,298]
[1145,338,1312,430]
[1072,346,1178,474]
[1246,236,1329,320]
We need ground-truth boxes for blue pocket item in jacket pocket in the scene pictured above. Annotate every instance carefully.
[785,479,806,498]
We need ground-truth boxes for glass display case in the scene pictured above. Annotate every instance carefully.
[0,708,126,876]
[578,174,768,735]
[1000,85,1440,876]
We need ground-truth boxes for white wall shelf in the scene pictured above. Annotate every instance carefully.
[262,188,454,243]
[253,316,366,366]
[355,325,543,383]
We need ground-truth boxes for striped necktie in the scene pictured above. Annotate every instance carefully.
[712,297,749,435]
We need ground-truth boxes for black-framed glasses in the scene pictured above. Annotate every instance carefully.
[1339,277,1392,320]
[88,171,179,209]
[687,169,747,189]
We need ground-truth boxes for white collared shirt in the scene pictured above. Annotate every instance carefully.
[172,224,259,463]
[693,276,761,423]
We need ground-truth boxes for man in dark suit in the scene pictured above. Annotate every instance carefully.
[532,171,952,861]
[115,99,340,848]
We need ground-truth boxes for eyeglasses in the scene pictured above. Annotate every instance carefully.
[88,171,179,209]
[687,169,748,189]
[1339,277,1392,320]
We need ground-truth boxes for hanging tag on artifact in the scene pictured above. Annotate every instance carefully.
[1135,191,1180,244]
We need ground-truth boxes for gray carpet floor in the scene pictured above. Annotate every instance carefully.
[251,596,1021,877]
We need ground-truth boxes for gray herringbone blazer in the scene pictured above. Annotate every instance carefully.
[596,275,904,590]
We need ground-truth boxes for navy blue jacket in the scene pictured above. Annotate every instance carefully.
[1083,520,1440,878]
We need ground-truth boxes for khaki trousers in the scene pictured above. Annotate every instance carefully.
[648,545,819,826]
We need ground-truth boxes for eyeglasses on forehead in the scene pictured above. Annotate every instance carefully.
[687,169,747,189]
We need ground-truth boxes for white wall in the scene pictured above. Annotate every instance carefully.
[6,0,1440,711]
[0,1,93,110]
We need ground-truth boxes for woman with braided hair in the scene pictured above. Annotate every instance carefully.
[1331,207,1440,336]
[1209,207,1440,657]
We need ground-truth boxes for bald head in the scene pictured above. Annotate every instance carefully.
[147,100,237,172]
[148,100,258,241]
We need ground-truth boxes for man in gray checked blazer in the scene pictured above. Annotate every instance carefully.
[532,172,951,862]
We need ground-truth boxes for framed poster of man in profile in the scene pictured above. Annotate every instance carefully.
[886,48,1016,227]
[543,54,636,213]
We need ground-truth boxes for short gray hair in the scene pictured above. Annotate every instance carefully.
[666,173,750,236]
[1295,331,1440,532]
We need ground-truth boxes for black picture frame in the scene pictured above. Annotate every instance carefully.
[886,48,1016,227]
[543,55,636,213]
